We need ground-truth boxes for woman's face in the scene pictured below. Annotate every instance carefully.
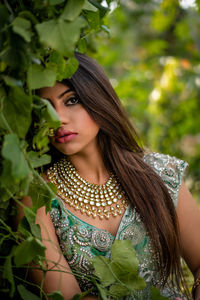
[39,82,100,157]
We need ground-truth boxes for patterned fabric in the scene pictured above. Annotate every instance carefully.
[49,153,188,299]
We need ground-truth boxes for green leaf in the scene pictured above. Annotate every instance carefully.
[23,207,42,239]
[83,1,98,12]
[93,256,115,287]
[0,33,30,70]
[49,0,65,4]
[109,283,129,298]
[32,130,50,150]
[14,236,46,266]
[150,287,168,299]
[47,291,64,300]
[3,255,15,297]
[27,64,57,90]
[27,151,51,168]
[41,98,60,128]
[64,56,79,78]
[2,134,30,182]
[48,50,65,81]
[1,87,32,138]
[110,240,145,290]
[48,52,79,80]
[0,5,9,30]
[77,38,87,53]
[0,159,19,196]
[87,0,109,18]
[17,284,41,300]
[28,180,57,213]
[61,0,85,21]
[0,186,11,202]
[111,240,139,270]
[110,261,145,291]
[0,86,7,130]
[95,283,108,300]
[84,10,100,30]
[36,17,86,56]
[12,17,32,43]
[2,75,23,87]
[18,216,32,239]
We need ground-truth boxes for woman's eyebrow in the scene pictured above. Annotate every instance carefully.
[58,88,74,99]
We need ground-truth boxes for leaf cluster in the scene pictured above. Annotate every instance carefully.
[93,240,146,299]
[73,240,168,300]
[0,0,112,299]
[95,0,200,201]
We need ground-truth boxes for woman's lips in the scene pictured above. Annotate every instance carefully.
[55,133,77,143]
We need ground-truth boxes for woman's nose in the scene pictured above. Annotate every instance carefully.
[56,106,70,125]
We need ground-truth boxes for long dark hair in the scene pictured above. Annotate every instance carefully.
[49,52,187,294]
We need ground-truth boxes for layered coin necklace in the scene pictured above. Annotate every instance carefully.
[47,157,128,219]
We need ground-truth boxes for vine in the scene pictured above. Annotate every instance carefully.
[0,1,111,298]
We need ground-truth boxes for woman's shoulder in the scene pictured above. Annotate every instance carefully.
[143,151,188,176]
[143,151,188,207]
[143,151,188,171]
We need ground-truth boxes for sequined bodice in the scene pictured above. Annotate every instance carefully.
[50,153,188,299]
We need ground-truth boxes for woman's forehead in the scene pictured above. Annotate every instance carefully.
[38,82,72,98]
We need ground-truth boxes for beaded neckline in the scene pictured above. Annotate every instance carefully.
[47,157,128,220]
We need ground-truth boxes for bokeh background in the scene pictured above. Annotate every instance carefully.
[89,0,200,203]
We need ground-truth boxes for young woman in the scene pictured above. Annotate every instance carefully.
[21,52,200,299]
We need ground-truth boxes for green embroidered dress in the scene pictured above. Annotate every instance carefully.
[50,153,188,299]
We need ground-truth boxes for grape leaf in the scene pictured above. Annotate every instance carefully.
[1,87,32,138]
[14,236,46,266]
[61,0,85,21]
[36,17,86,56]
[12,17,32,43]
[27,64,57,90]
[2,134,30,182]
[17,284,41,300]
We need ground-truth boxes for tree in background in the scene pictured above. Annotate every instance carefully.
[94,0,200,201]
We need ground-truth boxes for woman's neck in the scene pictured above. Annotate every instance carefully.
[68,147,109,186]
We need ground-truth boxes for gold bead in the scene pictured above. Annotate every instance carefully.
[46,157,128,221]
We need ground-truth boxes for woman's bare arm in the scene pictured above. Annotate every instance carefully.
[16,196,82,299]
[177,181,200,298]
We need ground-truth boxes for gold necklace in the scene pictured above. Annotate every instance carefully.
[47,157,128,219]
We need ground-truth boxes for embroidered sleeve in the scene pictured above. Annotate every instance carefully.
[144,152,188,208]
[49,198,62,228]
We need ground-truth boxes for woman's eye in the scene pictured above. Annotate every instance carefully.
[64,97,80,106]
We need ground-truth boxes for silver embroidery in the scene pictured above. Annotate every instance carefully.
[49,153,188,299]
[91,230,113,252]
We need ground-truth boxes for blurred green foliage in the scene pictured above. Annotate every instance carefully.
[93,0,200,202]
